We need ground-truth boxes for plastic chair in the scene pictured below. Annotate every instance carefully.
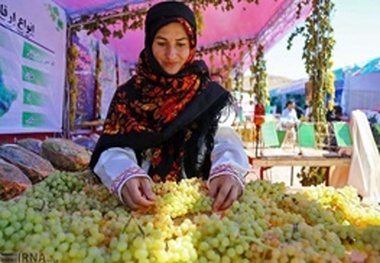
[297,122,317,148]
[260,121,280,148]
[332,122,353,147]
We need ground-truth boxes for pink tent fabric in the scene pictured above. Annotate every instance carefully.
[54,0,310,70]
[53,0,147,16]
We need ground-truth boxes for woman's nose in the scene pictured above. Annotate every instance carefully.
[166,46,176,59]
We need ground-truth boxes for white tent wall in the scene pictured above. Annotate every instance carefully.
[270,58,380,117]
[341,72,380,114]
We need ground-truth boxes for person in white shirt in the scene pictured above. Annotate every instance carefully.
[281,100,300,128]
[89,1,249,212]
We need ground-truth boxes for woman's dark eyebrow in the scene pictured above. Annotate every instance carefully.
[176,37,188,41]
[155,36,188,42]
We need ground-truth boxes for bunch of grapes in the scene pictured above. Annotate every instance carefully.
[0,170,380,262]
[299,185,380,227]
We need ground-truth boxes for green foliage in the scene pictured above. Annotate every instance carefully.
[250,44,268,105]
[71,0,261,45]
[288,0,336,186]
[67,44,79,130]
[288,0,336,124]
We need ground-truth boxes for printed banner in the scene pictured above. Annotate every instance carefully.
[99,43,117,120]
[0,0,66,134]
[72,31,97,125]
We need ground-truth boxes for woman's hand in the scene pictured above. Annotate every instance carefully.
[208,175,243,212]
[121,177,156,210]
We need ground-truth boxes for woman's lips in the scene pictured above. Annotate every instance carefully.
[164,62,177,68]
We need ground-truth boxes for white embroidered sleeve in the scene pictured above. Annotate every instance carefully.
[208,123,250,190]
[93,147,151,202]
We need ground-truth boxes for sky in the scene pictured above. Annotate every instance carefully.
[265,0,380,80]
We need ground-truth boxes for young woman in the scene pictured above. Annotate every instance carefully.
[90,1,249,212]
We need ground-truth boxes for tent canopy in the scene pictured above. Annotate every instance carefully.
[53,0,310,71]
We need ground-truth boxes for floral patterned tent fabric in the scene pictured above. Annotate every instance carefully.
[53,0,310,69]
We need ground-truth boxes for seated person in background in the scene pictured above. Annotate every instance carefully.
[304,103,313,122]
[326,105,343,122]
[325,105,344,150]
[280,100,300,128]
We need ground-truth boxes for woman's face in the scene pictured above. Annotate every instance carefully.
[152,22,190,75]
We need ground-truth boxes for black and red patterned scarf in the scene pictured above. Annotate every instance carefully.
[90,2,231,182]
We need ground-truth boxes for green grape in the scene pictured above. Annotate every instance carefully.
[0,219,8,228]
[0,208,11,219]
[3,240,15,251]
[4,225,15,237]
[111,249,121,262]
[116,240,127,252]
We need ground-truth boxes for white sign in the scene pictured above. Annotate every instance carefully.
[0,0,66,133]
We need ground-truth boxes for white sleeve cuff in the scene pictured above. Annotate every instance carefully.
[207,164,247,192]
[110,166,151,203]
[93,147,139,189]
[93,147,152,203]
[210,125,250,191]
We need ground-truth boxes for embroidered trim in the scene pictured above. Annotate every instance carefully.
[207,164,246,190]
[111,166,150,202]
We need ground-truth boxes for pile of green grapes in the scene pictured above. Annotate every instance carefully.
[0,170,379,263]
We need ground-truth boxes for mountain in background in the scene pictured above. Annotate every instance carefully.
[267,75,294,89]
[239,74,294,92]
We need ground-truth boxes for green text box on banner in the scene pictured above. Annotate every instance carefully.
[23,89,44,106]
[22,66,52,87]
[22,112,46,128]
[23,42,53,66]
